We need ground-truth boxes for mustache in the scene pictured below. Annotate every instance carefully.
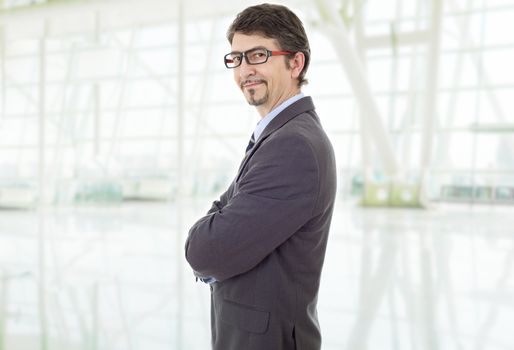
[240,79,267,89]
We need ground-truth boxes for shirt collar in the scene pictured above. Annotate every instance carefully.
[253,93,305,141]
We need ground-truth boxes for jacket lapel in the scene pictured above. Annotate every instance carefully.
[236,96,316,180]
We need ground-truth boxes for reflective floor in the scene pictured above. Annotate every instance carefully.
[0,200,513,349]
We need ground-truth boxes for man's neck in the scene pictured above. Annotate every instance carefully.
[256,89,301,118]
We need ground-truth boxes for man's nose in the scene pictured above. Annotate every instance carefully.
[239,58,255,78]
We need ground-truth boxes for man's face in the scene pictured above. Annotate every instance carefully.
[230,33,296,115]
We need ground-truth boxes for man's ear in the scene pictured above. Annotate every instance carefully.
[289,52,305,79]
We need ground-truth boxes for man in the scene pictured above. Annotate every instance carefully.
[185,4,336,350]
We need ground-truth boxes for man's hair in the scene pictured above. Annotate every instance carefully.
[227,3,311,87]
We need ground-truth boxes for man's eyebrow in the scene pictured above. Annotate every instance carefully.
[229,46,267,54]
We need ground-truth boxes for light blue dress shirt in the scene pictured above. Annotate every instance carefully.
[252,92,305,141]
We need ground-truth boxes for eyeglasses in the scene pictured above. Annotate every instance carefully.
[224,47,292,69]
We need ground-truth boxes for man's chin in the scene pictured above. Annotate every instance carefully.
[247,97,267,106]
[244,91,267,106]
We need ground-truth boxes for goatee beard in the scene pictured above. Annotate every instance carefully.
[246,88,268,106]
[241,79,268,106]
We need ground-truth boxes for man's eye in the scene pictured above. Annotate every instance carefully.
[249,52,265,61]
[232,56,242,62]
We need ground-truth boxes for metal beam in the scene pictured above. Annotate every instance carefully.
[470,123,514,133]
[362,30,431,49]
[93,11,100,157]
[175,0,185,349]
[352,0,372,179]
[0,25,4,121]
[314,0,399,176]
[0,271,6,350]
[105,28,137,167]
[419,0,443,202]
[37,19,49,350]
[37,22,47,204]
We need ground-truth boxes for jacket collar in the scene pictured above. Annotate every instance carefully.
[236,96,316,179]
[256,96,315,145]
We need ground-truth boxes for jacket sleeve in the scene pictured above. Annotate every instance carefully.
[206,180,235,215]
[185,134,319,282]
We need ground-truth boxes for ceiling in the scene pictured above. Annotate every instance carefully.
[0,0,320,40]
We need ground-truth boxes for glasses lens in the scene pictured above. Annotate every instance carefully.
[246,48,268,64]
[225,53,241,68]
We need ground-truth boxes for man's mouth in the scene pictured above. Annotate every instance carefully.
[241,80,266,89]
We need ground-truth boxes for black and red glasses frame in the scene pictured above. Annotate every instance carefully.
[224,47,292,68]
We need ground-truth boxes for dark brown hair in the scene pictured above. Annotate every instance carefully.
[227,3,311,87]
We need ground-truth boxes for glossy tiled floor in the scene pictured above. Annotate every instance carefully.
[0,200,513,349]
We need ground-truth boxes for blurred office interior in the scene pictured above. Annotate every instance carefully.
[0,0,513,349]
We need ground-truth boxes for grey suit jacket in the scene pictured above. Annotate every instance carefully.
[185,97,336,350]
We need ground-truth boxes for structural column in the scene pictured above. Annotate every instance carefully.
[175,0,186,349]
[420,0,443,198]
[0,26,5,120]
[37,20,49,350]
[314,0,399,176]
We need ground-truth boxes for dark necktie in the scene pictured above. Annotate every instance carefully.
[246,133,255,153]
